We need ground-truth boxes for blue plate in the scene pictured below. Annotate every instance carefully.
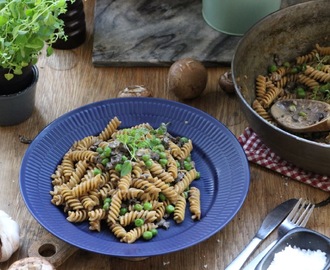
[20,97,250,257]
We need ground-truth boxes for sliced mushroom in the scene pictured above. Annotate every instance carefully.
[117,85,153,98]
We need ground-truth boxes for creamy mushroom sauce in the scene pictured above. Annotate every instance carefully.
[273,100,330,129]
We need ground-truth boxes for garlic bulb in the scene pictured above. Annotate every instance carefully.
[0,210,20,262]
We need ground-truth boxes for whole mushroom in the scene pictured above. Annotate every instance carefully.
[167,58,208,99]
[0,210,20,262]
[218,71,235,94]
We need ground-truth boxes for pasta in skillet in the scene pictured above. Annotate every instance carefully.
[252,43,330,144]
[50,117,202,243]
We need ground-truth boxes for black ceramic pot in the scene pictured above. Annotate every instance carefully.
[0,65,34,95]
[0,65,39,126]
[52,0,86,50]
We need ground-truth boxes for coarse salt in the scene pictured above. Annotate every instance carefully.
[267,245,327,270]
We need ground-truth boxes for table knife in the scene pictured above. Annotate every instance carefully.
[243,241,275,270]
[225,198,298,270]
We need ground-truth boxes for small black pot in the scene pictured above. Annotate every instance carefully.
[0,65,39,126]
[0,65,34,95]
[52,0,86,50]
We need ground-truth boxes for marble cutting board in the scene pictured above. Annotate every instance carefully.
[92,0,241,67]
[92,0,311,67]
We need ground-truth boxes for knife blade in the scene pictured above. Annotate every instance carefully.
[225,198,298,270]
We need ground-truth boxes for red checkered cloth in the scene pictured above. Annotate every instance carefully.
[238,127,330,192]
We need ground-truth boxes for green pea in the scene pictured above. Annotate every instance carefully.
[151,138,161,145]
[268,64,277,73]
[134,203,143,211]
[101,158,109,166]
[153,144,165,152]
[159,152,167,159]
[143,202,153,211]
[159,193,166,202]
[290,67,299,74]
[180,137,189,143]
[288,105,296,113]
[159,158,168,167]
[296,87,306,98]
[103,146,111,157]
[93,168,102,176]
[283,62,290,68]
[156,123,167,135]
[184,161,193,171]
[134,218,144,227]
[185,156,192,162]
[100,152,107,159]
[96,147,103,154]
[150,228,158,236]
[142,154,150,162]
[143,231,153,240]
[165,204,175,214]
[103,202,110,211]
[121,155,128,162]
[115,163,122,172]
[195,171,201,179]
[119,207,128,215]
[104,198,112,204]
[145,159,153,169]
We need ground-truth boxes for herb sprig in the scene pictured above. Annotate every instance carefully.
[0,0,70,80]
[115,123,169,176]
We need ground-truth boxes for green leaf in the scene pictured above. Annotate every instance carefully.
[46,46,53,57]
[121,161,132,177]
[25,37,44,50]
[15,34,28,46]
[4,73,14,80]
[21,62,29,67]
[25,9,34,17]
[44,14,56,26]
[0,15,8,26]
[13,67,22,75]
[12,26,20,38]
[8,3,18,19]
[31,58,38,65]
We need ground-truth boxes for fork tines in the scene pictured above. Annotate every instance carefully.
[289,198,315,227]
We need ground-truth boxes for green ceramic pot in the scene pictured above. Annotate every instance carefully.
[202,0,281,36]
[0,65,38,126]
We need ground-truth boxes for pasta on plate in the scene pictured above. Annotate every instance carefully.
[50,117,201,243]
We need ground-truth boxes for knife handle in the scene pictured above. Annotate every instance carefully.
[243,240,276,270]
[225,237,262,270]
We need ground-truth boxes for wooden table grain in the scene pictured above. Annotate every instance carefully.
[0,1,329,269]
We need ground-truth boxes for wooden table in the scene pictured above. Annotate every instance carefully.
[0,1,329,269]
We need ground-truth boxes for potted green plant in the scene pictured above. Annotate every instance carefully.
[0,0,69,125]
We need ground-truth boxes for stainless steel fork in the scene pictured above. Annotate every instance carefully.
[244,198,315,270]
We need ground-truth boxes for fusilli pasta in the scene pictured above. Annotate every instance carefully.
[50,118,202,243]
[252,43,330,144]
